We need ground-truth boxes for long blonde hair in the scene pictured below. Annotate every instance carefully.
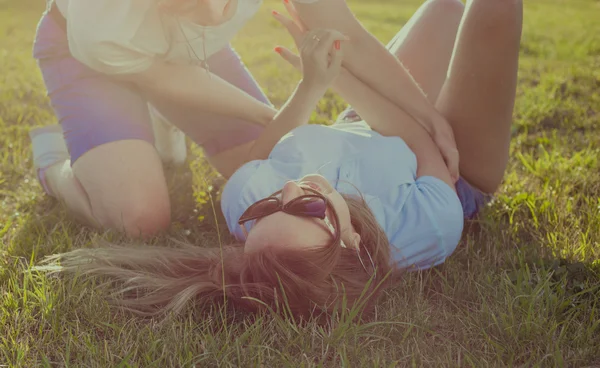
[38,195,396,320]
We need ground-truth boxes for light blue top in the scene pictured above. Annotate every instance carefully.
[221,121,465,271]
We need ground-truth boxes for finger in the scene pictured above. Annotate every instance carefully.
[453,156,460,183]
[313,29,348,61]
[271,10,303,45]
[283,0,307,32]
[328,40,344,71]
[447,151,460,183]
[275,46,301,70]
[300,29,323,55]
[301,29,333,55]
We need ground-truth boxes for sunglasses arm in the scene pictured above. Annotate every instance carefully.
[239,223,249,240]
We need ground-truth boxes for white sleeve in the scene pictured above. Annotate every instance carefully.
[65,0,165,75]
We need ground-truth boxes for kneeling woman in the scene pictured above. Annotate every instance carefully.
[45,0,522,319]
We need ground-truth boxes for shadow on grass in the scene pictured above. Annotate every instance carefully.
[459,206,599,318]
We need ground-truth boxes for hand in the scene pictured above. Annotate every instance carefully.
[272,8,347,88]
[271,8,305,71]
[431,118,460,183]
[273,0,309,47]
[296,29,347,91]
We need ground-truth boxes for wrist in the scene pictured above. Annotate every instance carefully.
[431,114,452,133]
[417,113,448,137]
[331,67,350,90]
[298,79,327,102]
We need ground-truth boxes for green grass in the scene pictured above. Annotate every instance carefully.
[1,0,600,366]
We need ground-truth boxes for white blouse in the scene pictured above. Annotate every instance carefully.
[54,0,263,75]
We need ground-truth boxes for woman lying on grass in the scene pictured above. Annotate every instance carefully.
[43,0,523,319]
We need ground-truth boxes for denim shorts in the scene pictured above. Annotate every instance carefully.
[32,11,270,164]
[335,107,489,219]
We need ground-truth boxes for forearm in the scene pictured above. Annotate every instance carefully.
[125,61,277,126]
[331,68,418,142]
[248,81,323,160]
[342,35,439,134]
[330,68,454,188]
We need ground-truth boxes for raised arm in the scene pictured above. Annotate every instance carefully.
[273,12,454,189]
[247,29,346,161]
[127,62,276,126]
[65,0,277,127]
[290,0,440,130]
[286,0,459,181]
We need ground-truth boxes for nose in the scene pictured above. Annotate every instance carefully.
[281,181,305,205]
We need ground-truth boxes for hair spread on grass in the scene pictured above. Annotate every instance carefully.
[38,195,396,320]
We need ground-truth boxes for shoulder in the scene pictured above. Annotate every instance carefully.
[221,159,285,239]
[383,176,464,271]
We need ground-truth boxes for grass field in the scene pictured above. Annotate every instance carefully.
[1,0,600,366]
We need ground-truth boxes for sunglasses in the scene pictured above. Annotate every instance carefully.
[238,186,377,279]
[238,189,347,248]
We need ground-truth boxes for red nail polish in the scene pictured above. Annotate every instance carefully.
[284,0,289,3]
[334,40,340,50]
[272,10,279,15]
[274,46,282,53]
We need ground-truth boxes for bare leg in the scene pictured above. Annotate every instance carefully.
[33,48,174,238]
[315,0,520,193]
[43,140,171,238]
[386,0,464,103]
[290,0,453,134]
[303,0,464,189]
[435,0,523,193]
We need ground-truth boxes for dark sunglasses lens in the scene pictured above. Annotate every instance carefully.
[240,198,280,222]
[287,196,327,218]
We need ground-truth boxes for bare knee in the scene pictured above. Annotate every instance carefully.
[91,184,172,238]
[108,194,171,238]
[427,0,464,15]
[71,140,173,238]
[467,0,523,25]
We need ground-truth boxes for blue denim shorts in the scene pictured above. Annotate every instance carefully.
[335,107,489,219]
[32,12,270,164]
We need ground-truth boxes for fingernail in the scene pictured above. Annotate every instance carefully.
[284,0,289,3]
[334,40,340,50]
[274,46,283,53]
[272,10,279,15]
